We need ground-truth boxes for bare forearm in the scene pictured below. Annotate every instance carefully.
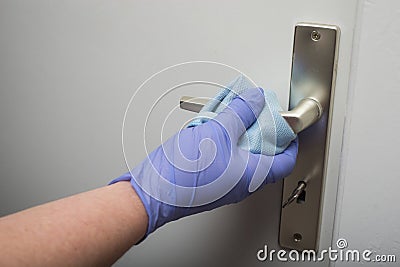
[0,182,148,267]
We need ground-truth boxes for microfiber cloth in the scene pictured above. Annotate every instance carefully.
[187,75,296,156]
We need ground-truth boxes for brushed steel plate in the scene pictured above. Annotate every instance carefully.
[279,23,340,250]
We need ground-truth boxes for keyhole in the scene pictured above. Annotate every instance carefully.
[296,190,306,204]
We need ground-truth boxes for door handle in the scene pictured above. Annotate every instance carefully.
[179,95,322,134]
[179,23,339,251]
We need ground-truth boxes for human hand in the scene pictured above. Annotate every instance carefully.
[111,88,298,237]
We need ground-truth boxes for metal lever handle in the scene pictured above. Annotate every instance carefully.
[279,97,322,133]
[179,95,323,134]
[179,96,208,113]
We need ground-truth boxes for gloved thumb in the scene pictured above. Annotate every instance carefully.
[213,88,265,141]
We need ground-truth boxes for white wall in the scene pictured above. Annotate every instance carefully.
[333,0,400,265]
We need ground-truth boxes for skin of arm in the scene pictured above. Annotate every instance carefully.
[0,182,148,267]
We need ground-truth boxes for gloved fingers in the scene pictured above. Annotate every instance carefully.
[266,138,298,183]
[211,88,265,142]
[243,150,273,193]
[240,138,298,192]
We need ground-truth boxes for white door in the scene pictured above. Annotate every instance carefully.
[0,1,359,266]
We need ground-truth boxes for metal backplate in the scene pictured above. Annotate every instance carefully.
[279,23,339,250]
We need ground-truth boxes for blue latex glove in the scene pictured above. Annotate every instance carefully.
[110,88,298,238]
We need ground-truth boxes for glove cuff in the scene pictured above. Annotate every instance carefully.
[109,172,156,241]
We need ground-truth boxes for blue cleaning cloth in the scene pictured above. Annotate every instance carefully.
[188,76,296,156]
